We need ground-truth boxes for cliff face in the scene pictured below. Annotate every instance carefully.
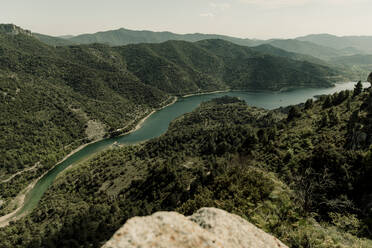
[103,208,288,248]
[0,24,32,36]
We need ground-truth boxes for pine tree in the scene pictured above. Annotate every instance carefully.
[305,99,314,110]
[368,72,372,87]
[353,81,363,97]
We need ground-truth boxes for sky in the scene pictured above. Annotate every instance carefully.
[1,0,372,39]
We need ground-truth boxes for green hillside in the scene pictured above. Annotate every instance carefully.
[267,39,349,60]
[297,34,372,54]
[0,32,169,184]
[251,44,329,65]
[331,54,372,66]
[117,39,340,93]
[1,86,371,247]
[331,54,372,80]
[33,33,76,46]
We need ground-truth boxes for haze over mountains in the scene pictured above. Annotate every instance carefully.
[33,27,372,59]
[29,26,372,80]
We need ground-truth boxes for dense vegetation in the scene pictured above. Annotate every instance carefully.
[1,24,371,247]
[1,84,371,247]
[0,31,169,208]
[1,25,349,217]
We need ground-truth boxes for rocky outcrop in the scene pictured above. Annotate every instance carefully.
[0,24,32,36]
[103,208,288,248]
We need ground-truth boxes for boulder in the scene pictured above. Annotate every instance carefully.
[103,208,288,248]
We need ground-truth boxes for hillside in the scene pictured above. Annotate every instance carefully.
[330,54,372,79]
[0,30,169,185]
[116,39,341,93]
[331,54,372,66]
[34,27,364,61]
[0,85,371,247]
[33,33,76,46]
[267,39,350,60]
[297,34,372,54]
[249,44,330,66]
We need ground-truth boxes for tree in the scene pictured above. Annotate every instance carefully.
[287,106,302,121]
[323,95,333,108]
[319,112,329,128]
[328,109,340,126]
[305,99,314,110]
[353,81,363,97]
[346,99,351,112]
[368,72,372,87]
[347,110,359,131]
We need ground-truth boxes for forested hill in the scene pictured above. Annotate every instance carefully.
[33,27,372,66]
[36,27,262,47]
[0,85,371,247]
[115,39,341,93]
[297,34,372,54]
[0,30,169,181]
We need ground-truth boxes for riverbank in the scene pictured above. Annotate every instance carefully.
[0,96,179,227]
[118,96,178,137]
[181,90,230,98]
[0,173,41,227]
[51,96,178,165]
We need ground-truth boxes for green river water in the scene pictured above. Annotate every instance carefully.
[16,82,368,215]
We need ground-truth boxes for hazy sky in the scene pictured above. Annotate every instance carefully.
[1,0,371,39]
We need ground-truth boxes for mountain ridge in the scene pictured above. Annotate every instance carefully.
[26,24,370,61]
[297,33,372,54]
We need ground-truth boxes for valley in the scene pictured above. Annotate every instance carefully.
[1,23,372,248]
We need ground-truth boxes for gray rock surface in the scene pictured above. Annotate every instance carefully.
[103,207,288,248]
[0,24,32,36]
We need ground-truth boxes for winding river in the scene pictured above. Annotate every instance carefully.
[12,82,369,216]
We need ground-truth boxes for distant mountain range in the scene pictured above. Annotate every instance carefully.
[32,28,372,63]
[297,34,372,54]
